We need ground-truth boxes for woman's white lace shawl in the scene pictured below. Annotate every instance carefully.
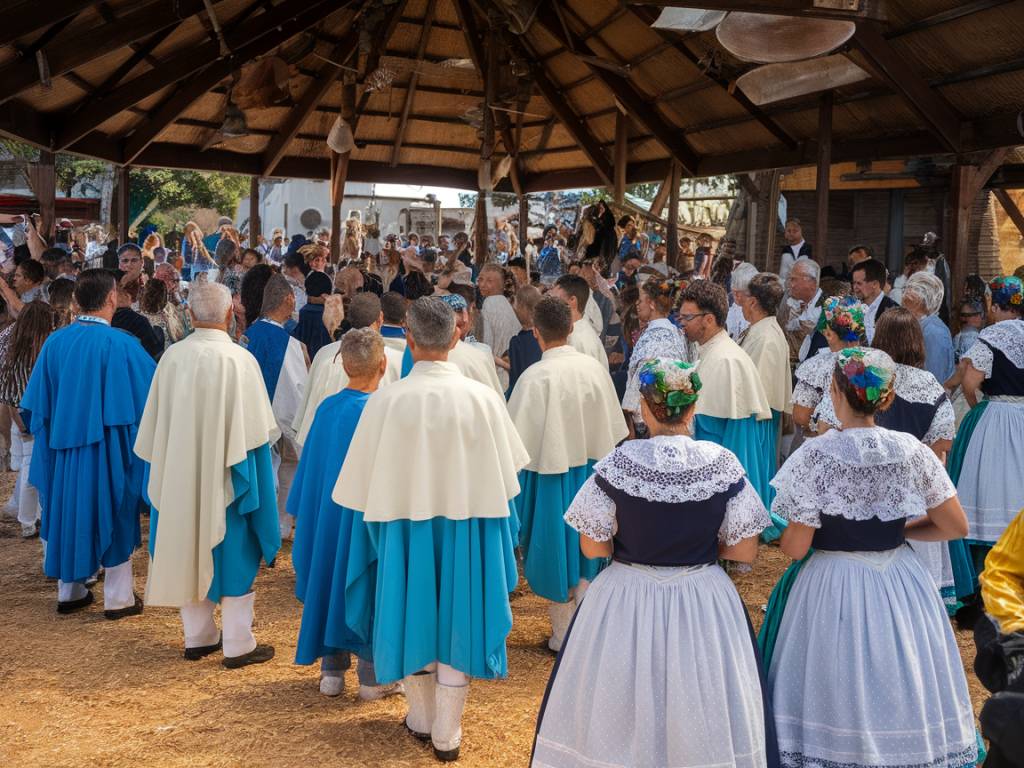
[792,351,837,430]
[621,324,692,416]
[769,428,956,528]
[965,319,1024,378]
[563,435,771,545]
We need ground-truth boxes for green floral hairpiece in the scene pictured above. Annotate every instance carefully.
[638,357,701,418]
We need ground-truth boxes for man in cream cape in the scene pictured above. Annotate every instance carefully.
[508,296,627,652]
[239,274,308,540]
[291,293,403,447]
[335,297,529,762]
[549,274,609,369]
[136,281,281,669]
[679,280,775,506]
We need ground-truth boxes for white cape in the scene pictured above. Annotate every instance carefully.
[292,340,403,446]
[695,330,772,421]
[739,316,793,414]
[508,345,627,475]
[135,328,280,607]
[450,339,504,396]
[333,360,529,522]
[569,317,609,370]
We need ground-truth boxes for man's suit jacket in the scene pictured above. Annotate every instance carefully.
[875,294,899,322]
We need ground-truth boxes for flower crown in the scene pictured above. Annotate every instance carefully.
[645,278,688,298]
[817,295,868,343]
[990,275,1023,309]
[835,347,895,406]
[638,357,702,418]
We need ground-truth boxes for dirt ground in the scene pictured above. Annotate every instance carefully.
[0,468,987,768]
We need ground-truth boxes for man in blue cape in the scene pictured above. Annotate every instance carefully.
[22,269,155,617]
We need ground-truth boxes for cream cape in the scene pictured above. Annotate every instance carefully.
[507,345,627,475]
[695,329,772,421]
[569,317,609,369]
[740,316,793,414]
[333,360,529,522]
[135,329,280,607]
[292,340,402,446]
[381,334,407,354]
[450,339,504,396]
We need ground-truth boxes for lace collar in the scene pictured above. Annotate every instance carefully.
[594,435,745,503]
[893,364,945,405]
[980,319,1024,368]
[802,427,922,467]
[795,348,836,388]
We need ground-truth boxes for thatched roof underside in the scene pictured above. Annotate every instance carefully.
[1,0,1023,191]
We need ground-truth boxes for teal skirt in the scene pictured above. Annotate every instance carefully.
[756,554,811,670]
[946,401,990,600]
[515,464,605,603]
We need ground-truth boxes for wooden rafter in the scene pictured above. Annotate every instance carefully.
[0,0,225,106]
[55,0,339,151]
[993,189,1024,238]
[850,22,963,153]
[887,0,1013,38]
[0,0,99,49]
[263,12,364,177]
[536,4,700,176]
[624,1,886,21]
[120,1,347,165]
[351,0,410,134]
[390,0,437,167]
[70,31,164,112]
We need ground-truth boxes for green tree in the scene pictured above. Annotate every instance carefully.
[129,168,249,219]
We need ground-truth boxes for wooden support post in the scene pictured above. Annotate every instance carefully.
[766,170,782,272]
[115,165,130,245]
[330,80,356,265]
[475,13,497,267]
[948,164,975,307]
[474,193,489,268]
[666,160,681,269]
[815,91,833,266]
[649,170,673,221]
[249,176,261,247]
[519,195,529,261]
[613,110,628,206]
[35,150,56,242]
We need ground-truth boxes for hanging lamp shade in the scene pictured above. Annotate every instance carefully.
[651,8,727,32]
[327,116,355,154]
[716,13,856,63]
[736,55,869,105]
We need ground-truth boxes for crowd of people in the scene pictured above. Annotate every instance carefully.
[1,204,1024,768]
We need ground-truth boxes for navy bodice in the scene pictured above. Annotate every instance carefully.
[811,515,906,552]
[982,343,1024,397]
[875,394,942,441]
[594,474,744,566]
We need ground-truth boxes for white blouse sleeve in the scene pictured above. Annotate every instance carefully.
[564,475,617,542]
[769,449,823,528]
[964,340,993,379]
[791,379,821,410]
[922,396,955,446]
[719,479,771,546]
[910,444,957,510]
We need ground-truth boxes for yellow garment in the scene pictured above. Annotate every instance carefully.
[695,329,772,421]
[569,317,609,370]
[980,508,1024,633]
[135,329,280,607]
[449,339,504,396]
[292,341,402,446]
[508,345,627,475]
[740,316,793,414]
[333,360,529,522]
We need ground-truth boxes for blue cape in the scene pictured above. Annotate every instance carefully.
[241,319,290,401]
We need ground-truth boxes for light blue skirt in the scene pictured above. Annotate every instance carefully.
[346,509,519,684]
[515,463,605,603]
[147,443,280,603]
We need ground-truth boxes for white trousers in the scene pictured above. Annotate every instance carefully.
[57,560,135,610]
[272,438,300,538]
[12,428,39,527]
[180,593,257,658]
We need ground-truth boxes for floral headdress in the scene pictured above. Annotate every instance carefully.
[816,295,868,343]
[638,357,702,419]
[989,275,1023,310]
[835,347,895,407]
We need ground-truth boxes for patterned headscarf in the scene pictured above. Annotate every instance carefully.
[638,357,702,421]
[439,293,468,313]
[817,295,868,343]
[989,275,1024,311]
[834,347,895,408]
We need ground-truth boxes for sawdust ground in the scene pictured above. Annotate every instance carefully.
[0,469,987,768]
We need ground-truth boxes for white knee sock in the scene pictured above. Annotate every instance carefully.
[573,578,591,607]
[404,666,437,735]
[102,560,135,610]
[57,580,89,602]
[432,676,469,752]
[181,599,220,649]
[547,601,576,652]
[221,592,257,657]
[16,436,38,527]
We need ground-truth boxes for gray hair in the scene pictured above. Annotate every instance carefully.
[340,327,384,379]
[730,262,759,293]
[260,274,293,315]
[904,272,945,316]
[348,292,383,329]
[791,256,820,286]
[406,296,456,352]
[189,280,232,323]
[215,238,239,268]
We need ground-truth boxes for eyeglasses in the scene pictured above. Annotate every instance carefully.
[959,311,981,318]
[676,312,708,323]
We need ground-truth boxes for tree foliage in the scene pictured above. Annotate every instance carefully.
[129,168,249,217]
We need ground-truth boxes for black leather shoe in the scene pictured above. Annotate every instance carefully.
[184,637,223,661]
[104,593,143,621]
[57,589,94,614]
[433,744,460,762]
[405,719,431,742]
[222,644,275,669]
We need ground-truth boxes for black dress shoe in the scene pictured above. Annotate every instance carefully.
[57,589,94,614]
[433,744,460,762]
[405,719,431,742]
[184,637,223,661]
[104,593,143,621]
[222,644,275,669]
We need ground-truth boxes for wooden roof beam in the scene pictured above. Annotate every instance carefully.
[850,22,963,153]
[625,1,886,22]
[0,0,99,49]
[55,0,341,151]
[390,0,437,167]
[120,1,346,165]
[0,0,223,106]
[535,4,700,176]
[263,12,364,176]
[351,0,410,133]
[887,0,1013,38]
